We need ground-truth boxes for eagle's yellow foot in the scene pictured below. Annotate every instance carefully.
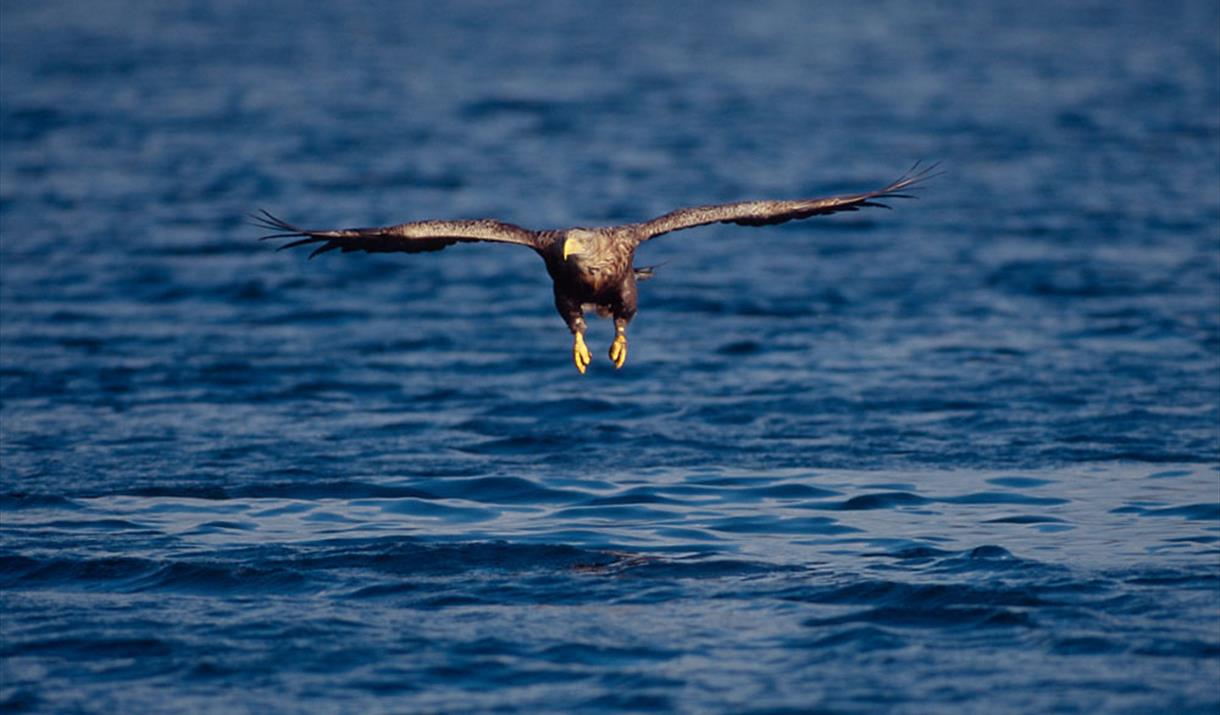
[608,334,628,369]
[572,333,592,374]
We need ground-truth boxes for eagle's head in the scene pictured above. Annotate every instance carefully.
[562,229,599,262]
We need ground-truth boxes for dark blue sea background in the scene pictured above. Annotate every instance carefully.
[2,1,1219,713]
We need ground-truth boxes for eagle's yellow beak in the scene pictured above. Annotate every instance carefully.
[563,236,583,261]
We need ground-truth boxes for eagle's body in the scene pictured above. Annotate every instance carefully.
[256,164,937,372]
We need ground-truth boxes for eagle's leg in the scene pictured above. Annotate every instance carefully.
[608,276,638,370]
[573,331,592,374]
[555,291,591,374]
[609,318,629,369]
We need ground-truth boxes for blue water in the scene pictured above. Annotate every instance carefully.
[2,1,1219,713]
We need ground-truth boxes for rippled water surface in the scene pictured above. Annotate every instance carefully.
[2,1,1219,713]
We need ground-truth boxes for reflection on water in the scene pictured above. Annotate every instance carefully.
[3,465,1217,713]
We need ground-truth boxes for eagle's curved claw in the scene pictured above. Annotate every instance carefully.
[573,333,592,374]
[609,334,628,369]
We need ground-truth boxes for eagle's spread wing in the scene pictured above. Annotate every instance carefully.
[635,162,939,241]
[253,212,542,258]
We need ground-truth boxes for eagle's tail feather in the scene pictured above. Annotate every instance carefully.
[634,264,663,281]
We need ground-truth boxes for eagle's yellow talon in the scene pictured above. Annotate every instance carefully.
[609,335,628,369]
[573,333,592,374]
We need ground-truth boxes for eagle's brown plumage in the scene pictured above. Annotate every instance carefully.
[254,162,938,373]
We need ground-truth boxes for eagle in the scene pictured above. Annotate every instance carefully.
[255,163,937,373]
